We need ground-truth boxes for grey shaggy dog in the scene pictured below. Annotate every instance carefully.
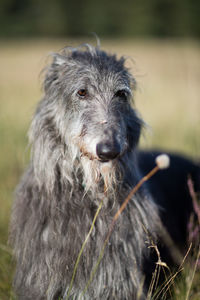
[10,44,168,300]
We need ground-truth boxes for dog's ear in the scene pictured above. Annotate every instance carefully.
[53,54,67,66]
[43,54,67,94]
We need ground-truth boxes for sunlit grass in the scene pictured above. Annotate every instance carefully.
[0,38,199,299]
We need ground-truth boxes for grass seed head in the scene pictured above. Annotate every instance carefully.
[155,154,170,169]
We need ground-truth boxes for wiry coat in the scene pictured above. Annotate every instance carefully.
[10,45,163,300]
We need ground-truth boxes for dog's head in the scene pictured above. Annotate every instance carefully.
[30,44,143,195]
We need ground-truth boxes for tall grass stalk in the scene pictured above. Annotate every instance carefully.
[153,244,192,300]
[65,198,104,300]
[80,156,169,298]
[185,247,200,300]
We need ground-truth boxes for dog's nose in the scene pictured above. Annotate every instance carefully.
[96,142,121,161]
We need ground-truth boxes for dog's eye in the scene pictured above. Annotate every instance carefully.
[77,89,87,98]
[114,90,128,100]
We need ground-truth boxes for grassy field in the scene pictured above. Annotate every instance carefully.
[0,38,200,299]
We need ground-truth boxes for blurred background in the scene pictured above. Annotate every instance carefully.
[1,0,200,38]
[0,0,200,299]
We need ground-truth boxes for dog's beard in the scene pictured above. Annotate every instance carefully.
[80,156,123,198]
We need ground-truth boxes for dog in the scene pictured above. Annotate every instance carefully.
[9,44,200,300]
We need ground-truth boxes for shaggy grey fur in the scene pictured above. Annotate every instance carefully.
[10,44,163,300]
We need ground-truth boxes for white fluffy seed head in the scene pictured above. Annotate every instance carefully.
[155,154,170,169]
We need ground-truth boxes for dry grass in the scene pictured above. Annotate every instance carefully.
[0,38,199,299]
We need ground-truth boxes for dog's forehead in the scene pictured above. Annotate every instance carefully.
[70,49,131,88]
[71,48,124,69]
